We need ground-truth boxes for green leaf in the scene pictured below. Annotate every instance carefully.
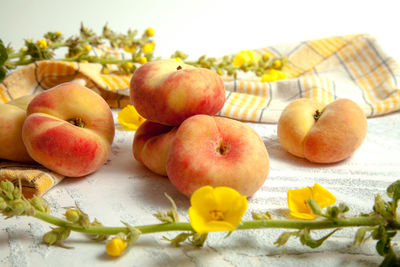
[0,67,5,83]
[387,180,400,212]
[300,228,338,249]
[190,233,208,247]
[353,227,376,247]
[379,252,399,267]
[274,231,300,247]
[163,232,192,247]
[0,39,8,65]
[122,221,141,245]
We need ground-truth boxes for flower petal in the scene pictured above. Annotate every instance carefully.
[189,186,247,233]
[287,187,313,214]
[287,184,336,220]
[117,105,145,130]
[311,183,337,208]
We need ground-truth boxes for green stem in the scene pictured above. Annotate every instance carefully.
[34,210,387,236]
[34,210,194,235]
[239,216,386,230]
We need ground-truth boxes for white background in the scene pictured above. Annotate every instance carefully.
[1,0,400,61]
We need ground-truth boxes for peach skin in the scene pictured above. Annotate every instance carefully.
[133,120,177,176]
[166,114,270,197]
[22,83,115,177]
[277,98,368,163]
[130,59,225,126]
[0,95,36,162]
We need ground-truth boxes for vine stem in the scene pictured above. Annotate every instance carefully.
[33,210,387,236]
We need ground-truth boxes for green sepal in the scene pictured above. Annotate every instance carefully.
[300,228,338,249]
[0,39,8,65]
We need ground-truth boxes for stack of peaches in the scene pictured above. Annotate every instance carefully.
[130,59,270,197]
[0,59,368,198]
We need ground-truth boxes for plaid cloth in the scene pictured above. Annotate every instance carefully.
[0,161,63,198]
[220,33,400,122]
[0,33,399,197]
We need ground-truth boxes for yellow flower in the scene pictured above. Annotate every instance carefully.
[287,183,336,220]
[262,52,270,61]
[117,105,146,130]
[261,69,286,82]
[36,39,47,49]
[145,27,155,37]
[272,59,282,69]
[232,50,260,67]
[124,45,137,54]
[188,186,247,234]
[142,42,154,54]
[105,237,127,257]
[138,57,147,64]
[124,62,134,69]
[65,209,79,222]
[83,44,91,52]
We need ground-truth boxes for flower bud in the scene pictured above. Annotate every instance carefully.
[43,231,58,245]
[252,211,273,220]
[306,198,323,216]
[65,209,80,223]
[10,199,29,215]
[30,196,49,213]
[12,187,22,199]
[1,180,15,195]
[145,27,155,37]
[0,197,6,210]
[105,237,127,257]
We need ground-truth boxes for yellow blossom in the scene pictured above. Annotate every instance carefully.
[232,50,260,67]
[174,57,183,63]
[138,57,147,64]
[36,39,47,49]
[56,31,62,36]
[117,105,146,130]
[124,62,134,70]
[83,44,91,52]
[142,42,154,54]
[65,209,79,222]
[188,186,247,234]
[262,52,270,61]
[261,69,286,82]
[124,45,137,53]
[272,59,282,69]
[145,27,155,36]
[287,183,336,220]
[105,237,127,257]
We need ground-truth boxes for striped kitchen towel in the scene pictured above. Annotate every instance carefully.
[0,161,64,198]
[1,33,399,124]
[220,33,400,123]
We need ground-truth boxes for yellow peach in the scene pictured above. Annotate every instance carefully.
[166,115,270,197]
[22,83,115,177]
[133,121,177,176]
[130,59,225,126]
[277,98,367,163]
[0,95,36,162]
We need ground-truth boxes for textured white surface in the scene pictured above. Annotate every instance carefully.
[1,110,399,267]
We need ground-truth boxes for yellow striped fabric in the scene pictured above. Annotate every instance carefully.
[0,161,64,198]
[219,34,400,122]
